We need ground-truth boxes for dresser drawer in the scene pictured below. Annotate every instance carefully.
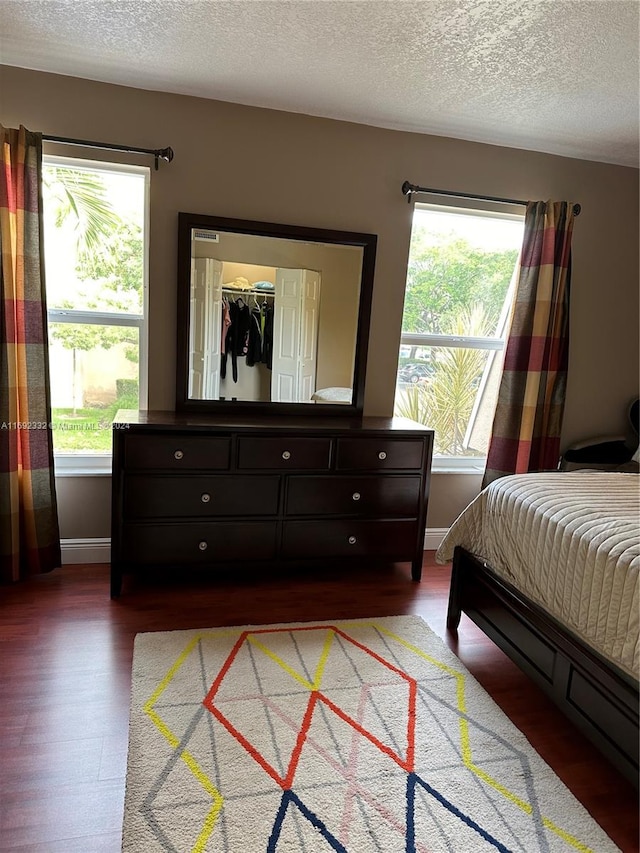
[281,519,418,559]
[124,434,230,470]
[237,437,331,470]
[122,521,277,564]
[336,438,424,470]
[286,476,421,517]
[124,475,280,518]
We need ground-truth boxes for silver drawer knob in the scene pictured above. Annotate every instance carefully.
[282,450,291,460]
[348,535,357,545]
[174,450,184,460]
[198,541,208,551]
[201,493,210,503]
[378,451,387,460]
[352,492,361,501]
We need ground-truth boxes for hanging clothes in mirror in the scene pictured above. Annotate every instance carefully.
[262,301,274,369]
[246,304,263,367]
[220,296,231,355]
[221,295,251,382]
[246,296,274,369]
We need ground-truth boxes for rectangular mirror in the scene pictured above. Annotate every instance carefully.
[176,213,376,417]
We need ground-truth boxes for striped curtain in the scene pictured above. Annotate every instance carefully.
[483,200,576,487]
[0,125,61,581]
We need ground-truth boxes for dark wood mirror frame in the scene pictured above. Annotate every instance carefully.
[175,212,377,418]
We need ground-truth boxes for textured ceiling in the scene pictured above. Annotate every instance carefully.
[1,0,638,167]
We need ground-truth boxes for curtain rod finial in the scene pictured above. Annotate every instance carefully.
[154,147,174,169]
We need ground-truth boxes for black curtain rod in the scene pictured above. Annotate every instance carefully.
[43,134,174,170]
[401,181,581,216]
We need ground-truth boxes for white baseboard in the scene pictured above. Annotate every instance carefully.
[424,527,448,551]
[60,529,448,565]
[61,537,111,564]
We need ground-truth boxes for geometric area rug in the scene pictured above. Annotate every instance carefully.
[122,616,620,852]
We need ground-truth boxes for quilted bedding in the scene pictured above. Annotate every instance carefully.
[436,472,639,680]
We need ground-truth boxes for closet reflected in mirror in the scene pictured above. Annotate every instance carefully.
[176,214,377,417]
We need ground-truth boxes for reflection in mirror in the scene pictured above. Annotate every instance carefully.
[176,215,377,417]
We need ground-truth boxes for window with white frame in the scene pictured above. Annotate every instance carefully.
[42,157,149,472]
[394,203,525,470]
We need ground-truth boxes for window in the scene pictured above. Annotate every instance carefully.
[394,203,525,471]
[42,157,149,473]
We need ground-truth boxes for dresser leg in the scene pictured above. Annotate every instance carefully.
[411,556,423,581]
[110,566,122,599]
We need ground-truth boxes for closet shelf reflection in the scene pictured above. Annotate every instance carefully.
[221,287,275,298]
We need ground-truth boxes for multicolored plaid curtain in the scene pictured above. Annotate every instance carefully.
[0,125,61,581]
[483,200,576,487]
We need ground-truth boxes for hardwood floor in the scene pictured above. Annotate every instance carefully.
[1,555,637,852]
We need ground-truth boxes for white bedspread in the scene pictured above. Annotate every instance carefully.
[436,472,639,679]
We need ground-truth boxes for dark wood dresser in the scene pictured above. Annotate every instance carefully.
[110,410,433,597]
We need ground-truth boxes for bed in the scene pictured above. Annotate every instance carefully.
[436,471,639,786]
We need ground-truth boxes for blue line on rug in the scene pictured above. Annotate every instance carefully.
[267,789,349,852]
[407,772,513,853]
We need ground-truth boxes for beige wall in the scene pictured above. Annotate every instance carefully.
[2,65,638,540]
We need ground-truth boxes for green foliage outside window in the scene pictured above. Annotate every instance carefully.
[43,166,144,452]
[396,305,493,455]
[395,223,519,455]
[44,168,143,360]
[402,227,517,336]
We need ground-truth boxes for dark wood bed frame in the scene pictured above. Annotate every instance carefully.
[447,546,639,787]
